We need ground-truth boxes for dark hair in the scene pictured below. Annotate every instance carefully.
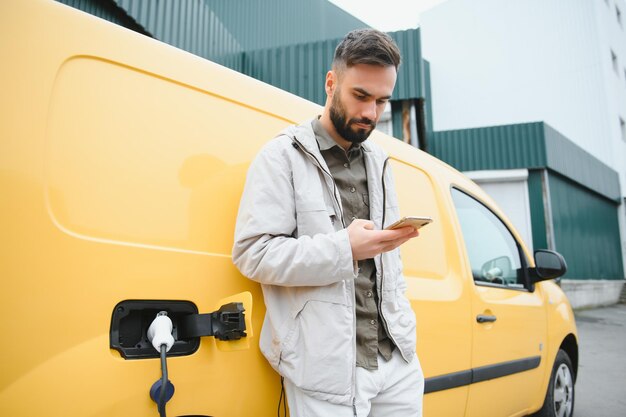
[333,28,401,72]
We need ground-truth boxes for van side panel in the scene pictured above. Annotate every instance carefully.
[391,159,472,416]
[45,56,286,254]
[0,1,318,415]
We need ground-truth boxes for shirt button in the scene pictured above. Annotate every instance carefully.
[366,291,373,298]
[343,162,349,168]
[370,319,376,325]
[350,187,356,193]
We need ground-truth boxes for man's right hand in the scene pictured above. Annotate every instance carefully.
[347,219,419,261]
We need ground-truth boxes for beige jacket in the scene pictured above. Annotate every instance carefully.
[232,120,417,405]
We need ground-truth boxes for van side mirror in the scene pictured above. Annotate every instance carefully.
[531,250,567,282]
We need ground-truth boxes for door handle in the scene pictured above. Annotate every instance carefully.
[476,314,497,323]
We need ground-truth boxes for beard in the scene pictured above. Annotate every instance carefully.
[329,90,376,144]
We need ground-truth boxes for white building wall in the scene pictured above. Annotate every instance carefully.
[600,0,626,194]
[420,0,626,195]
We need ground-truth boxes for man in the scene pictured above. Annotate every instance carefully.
[233,29,424,416]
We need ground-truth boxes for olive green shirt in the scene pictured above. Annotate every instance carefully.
[312,118,394,370]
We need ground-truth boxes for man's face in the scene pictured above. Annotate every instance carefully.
[328,64,397,144]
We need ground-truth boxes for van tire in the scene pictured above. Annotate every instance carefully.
[531,349,575,417]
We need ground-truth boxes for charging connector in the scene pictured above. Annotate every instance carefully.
[147,311,175,352]
[147,311,175,417]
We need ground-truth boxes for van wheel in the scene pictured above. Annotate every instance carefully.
[531,349,575,417]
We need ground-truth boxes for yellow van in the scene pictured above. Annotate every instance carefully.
[0,1,577,416]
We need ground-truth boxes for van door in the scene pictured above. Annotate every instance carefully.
[390,160,472,417]
[451,188,547,417]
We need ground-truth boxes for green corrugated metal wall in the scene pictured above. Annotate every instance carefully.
[549,173,623,279]
[56,0,150,35]
[59,0,368,69]
[242,39,337,106]
[527,170,549,250]
[388,29,424,100]
[431,122,620,202]
[544,124,620,203]
[424,60,434,138]
[111,0,367,68]
[391,101,404,141]
[430,122,546,171]
[115,0,246,69]
[58,0,427,109]
[203,0,369,50]
[241,29,425,106]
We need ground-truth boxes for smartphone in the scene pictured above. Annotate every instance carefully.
[385,216,433,230]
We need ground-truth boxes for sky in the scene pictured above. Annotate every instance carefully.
[328,0,448,31]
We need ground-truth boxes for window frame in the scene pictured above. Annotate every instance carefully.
[450,186,532,292]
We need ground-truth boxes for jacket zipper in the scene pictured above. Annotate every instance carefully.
[291,136,346,228]
[292,140,407,367]
[377,158,407,361]
[291,135,357,403]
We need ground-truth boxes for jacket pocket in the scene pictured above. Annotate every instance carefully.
[381,287,417,356]
[279,284,353,396]
[295,200,337,237]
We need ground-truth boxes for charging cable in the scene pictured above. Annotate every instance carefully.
[147,311,175,417]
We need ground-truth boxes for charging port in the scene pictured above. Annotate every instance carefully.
[110,300,199,359]
[110,300,248,359]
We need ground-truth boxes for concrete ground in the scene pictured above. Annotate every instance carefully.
[573,304,626,417]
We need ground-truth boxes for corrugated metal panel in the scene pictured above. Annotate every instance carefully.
[204,0,369,50]
[63,0,426,104]
[240,28,425,106]
[549,172,623,279]
[430,122,547,171]
[527,170,549,250]
[544,124,620,204]
[113,0,244,68]
[109,0,367,68]
[424,59,434,137]
[242,39,336,106]
[56,0,150,35]
[391,101,404,141]
[388,29,423,101]
[431,122,621,202]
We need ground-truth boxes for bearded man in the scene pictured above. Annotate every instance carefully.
[233,28,424,417]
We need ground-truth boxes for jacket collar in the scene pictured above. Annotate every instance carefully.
[280,118,390,230]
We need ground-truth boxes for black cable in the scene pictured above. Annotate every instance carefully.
[277,377,286,417]
[282,378,287,417]
[159,344,168,417]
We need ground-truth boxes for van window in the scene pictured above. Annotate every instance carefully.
[451,188,526,289]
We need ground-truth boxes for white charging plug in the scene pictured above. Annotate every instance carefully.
[147,311,175,353]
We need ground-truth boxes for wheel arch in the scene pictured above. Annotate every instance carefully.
[559,333,578,382]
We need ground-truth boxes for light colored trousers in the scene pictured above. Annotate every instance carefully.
[284,349,424,417]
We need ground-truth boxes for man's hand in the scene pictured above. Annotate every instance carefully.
[347,219,419,261]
